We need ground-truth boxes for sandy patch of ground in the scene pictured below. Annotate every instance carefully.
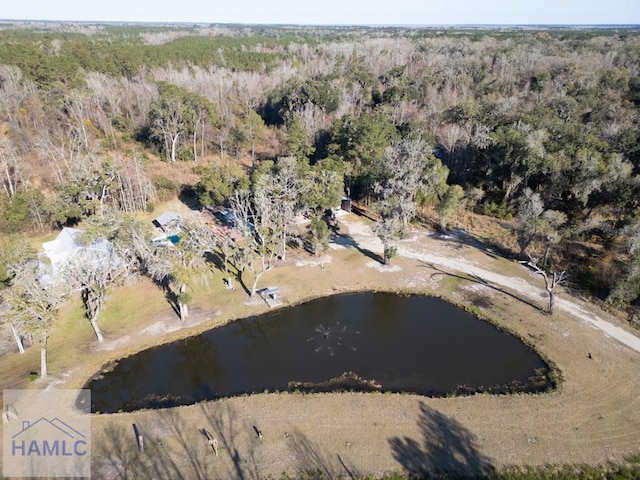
[295,255,333,267]
[366,260,402,272]
[96,335,132,351]
[140,309,222,336]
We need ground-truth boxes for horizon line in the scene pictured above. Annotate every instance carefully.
[0,19,639,29]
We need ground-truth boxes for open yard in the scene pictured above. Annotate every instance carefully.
[2,213,640,478]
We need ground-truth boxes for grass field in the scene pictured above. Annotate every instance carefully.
[1,213,639,479]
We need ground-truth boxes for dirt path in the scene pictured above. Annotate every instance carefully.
[384,230,640,354]
[341,218,640,353]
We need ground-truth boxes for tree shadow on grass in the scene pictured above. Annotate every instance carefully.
[203,250,251,296]
[93,420,184,480]
[389,402,495,479]
[93,411,217,480]
[427,227,515,262]
[330,231,384,264]
[285,428,362,479]
[146,275,181,319]
[199,401,260,480]
[423,262,543,313]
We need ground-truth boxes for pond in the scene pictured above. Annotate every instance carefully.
[86,292,553,413]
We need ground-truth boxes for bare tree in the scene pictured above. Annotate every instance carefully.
[63,91,93,152]
[369,138,450,265]
[2,260,67,376]
[0,296,26,353]
[144,215,216,321]
[539,210,568,267]
[0,136,29,199]
[148,84,196,163]
[526,256,567,315]
[230,189,280,297]
[64,247,126,342]
[113,155,157,212]
[34,129,81,186]
[173,216,216,320]
[85,72,121,141]
[436,123,470,159]
[215,233,237,275]
[0,235,36,353]
[61,213,152,340]
[0,65,27,125]
[516,188,567,265]
[292,102,326,138]
[253,157,305,261]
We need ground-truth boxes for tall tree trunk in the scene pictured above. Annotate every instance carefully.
[548,288,555,315]
[193,118,199,162]
[281,230,287,261]
[170,132,180,163]
[40,332,48,377]
[382,241,393,265]
[251,135,256,168]
[90,309,104,342]
[542,242,552,267]
[179,283,188,321]
[250,270,265,298]
[2,157,16,198]
[179,302,188,321]
[201,120,205,160]
[29,195,45,232]
[11,323,24,354]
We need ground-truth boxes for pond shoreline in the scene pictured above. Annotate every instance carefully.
[86,291,557,414]
[3,215,639,477]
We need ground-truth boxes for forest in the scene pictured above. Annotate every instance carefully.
[1,22,640,331]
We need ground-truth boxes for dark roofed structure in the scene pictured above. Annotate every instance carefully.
[153,212,181,232]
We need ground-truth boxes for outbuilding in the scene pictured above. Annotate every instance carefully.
[152,212,182,232]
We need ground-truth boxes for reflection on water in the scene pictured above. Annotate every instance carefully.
[86,292,553,413]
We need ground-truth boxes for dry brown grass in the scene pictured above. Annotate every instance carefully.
[1,214,639,479]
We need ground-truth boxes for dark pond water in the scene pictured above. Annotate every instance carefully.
[86,292,553,413]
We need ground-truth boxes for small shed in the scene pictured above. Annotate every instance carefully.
[341,197,352,213]
[153,212,181,232]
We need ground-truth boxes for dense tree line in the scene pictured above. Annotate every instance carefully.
[1,23,639,312]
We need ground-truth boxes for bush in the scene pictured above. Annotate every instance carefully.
[481,201,513,220]
[153,176,178,201]
[306,218,330,255]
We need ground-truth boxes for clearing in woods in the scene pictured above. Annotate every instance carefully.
[1,214,639,478]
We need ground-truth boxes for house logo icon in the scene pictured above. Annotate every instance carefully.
[12,417,88,457]
[3,389,91,478]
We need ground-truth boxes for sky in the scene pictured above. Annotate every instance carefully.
[2,0,638,25]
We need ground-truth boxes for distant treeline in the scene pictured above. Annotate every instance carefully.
[1,24,639,307]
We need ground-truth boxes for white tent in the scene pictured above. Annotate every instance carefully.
[42,228,113,277]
